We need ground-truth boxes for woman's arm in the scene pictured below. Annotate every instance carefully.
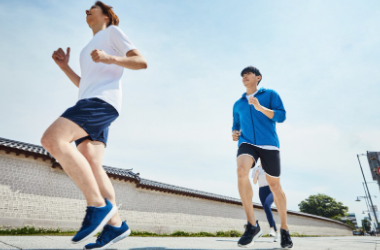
[253,169,259,184]
[91,49,147,70]
[52,47,81,87]
[60,66,81,88]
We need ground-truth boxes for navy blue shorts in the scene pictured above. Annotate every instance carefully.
[237,143,281,177]
[61,98,119,147]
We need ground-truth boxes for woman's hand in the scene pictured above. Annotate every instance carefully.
[91,49,112,64]
[52,47,70,69]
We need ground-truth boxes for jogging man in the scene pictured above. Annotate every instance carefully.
[232,66,293,248]
[41,2,147,249]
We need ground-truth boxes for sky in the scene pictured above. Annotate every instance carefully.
[1,0,380,228]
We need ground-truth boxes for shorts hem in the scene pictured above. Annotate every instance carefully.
[237,153,255,160]
[60,115,91,138]
[60,116,107,147]
[76,137,107,148]
[265,172,280,178]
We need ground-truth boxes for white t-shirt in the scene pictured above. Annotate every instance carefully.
[246,90,279,151]
[78,25,137,114]
[252,165,269,187]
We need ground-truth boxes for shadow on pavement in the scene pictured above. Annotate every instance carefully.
[16,248,281,250]
[129,248,281,250]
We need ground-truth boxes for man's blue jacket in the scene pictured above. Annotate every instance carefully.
[232,87,286,148]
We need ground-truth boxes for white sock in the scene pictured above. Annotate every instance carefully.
[113,222,122,228]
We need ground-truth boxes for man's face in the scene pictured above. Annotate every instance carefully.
[242,71,261,88]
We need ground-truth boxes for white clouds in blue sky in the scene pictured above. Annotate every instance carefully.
[1,0,380,226]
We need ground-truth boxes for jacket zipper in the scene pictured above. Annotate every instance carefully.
[249,104,256,144]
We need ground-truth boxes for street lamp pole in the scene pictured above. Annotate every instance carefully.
[363,182,371,212]
[361,184,376,231]
[357,154,379,230]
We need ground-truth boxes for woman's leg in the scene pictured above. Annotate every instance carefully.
[259,186,277,231]
[41,117,104,206]
[264,192,277,231]
[77,139,123,226]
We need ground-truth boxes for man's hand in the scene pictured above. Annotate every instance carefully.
[91,49,112,64]
[52,47,70,69]
[249,96,263,111]
[232,130,241,141]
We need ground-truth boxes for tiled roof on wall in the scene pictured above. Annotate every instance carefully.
[138,178,243,205]
[0,137,51,159]
[0,136,352,228]
[0,137,139,182]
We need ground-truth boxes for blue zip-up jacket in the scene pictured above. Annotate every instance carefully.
[232,87,286,148]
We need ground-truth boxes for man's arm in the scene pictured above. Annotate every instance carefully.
[249,91,286,122]
[232,104,241,141]
[91,49,147,70]
[52,47,81,87]
[249,97,274,119]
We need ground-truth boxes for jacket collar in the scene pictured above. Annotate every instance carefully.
[241,87,267,99]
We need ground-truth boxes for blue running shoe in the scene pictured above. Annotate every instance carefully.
[84,221,131,250]
[72,199,117,244]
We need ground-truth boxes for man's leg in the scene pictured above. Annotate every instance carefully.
[77,140,122,226]
[237,155,256,225]
[41,117,105,207]
[265,175,288,230]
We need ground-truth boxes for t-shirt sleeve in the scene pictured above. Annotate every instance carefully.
[259,166,266,175]
[108,26,137,56]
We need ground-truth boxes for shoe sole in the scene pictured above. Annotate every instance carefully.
[281,245,293,249]
[72,205,118,244]
[83,228,131,250]
[237,228,263,248]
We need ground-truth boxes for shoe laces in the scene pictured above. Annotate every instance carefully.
[81,207,96,228]
[96,227,113,245]
[281,230,290,242]
[242,224,252,236]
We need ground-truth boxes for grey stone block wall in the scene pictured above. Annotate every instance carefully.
[0,151,352,235]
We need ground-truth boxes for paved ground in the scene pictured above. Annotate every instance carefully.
[0,236,378,250]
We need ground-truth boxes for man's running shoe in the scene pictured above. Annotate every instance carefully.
[237,220,263,248]
[280,228,293,248]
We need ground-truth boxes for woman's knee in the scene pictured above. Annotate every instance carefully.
[264,203,272,212]
[40,133,58,153]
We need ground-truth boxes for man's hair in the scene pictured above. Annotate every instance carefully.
[95,1,119,27]
[241,66,262,85]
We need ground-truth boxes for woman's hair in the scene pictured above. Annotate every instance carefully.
[95,1,119,27]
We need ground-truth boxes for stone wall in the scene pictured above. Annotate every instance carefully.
[0,151,352,236]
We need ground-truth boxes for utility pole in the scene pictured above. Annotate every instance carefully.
[363,182,375,231]
[357,154,379,231]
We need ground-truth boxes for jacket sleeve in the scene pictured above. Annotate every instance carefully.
[232,103,241,131]
[271,90,286,123]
